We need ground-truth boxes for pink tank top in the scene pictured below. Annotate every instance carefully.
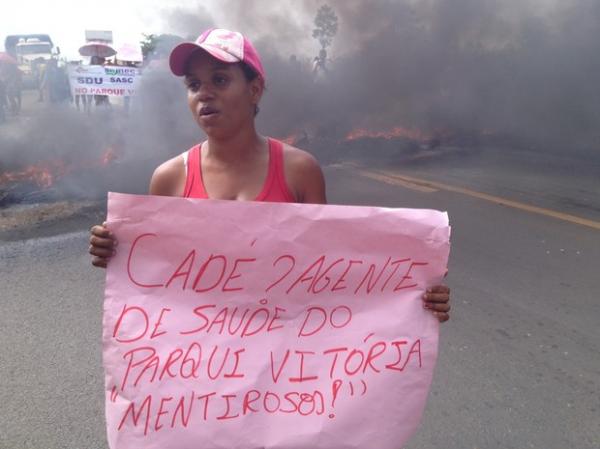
[183,138,295,203]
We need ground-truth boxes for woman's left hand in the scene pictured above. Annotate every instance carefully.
[422,285,451,323]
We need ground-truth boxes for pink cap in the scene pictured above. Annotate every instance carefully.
[169,28,265,81]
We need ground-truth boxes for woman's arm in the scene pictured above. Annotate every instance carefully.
[149,155,186,196]
[89,155,186,268]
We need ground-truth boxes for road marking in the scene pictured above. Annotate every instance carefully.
[354,169,438,193]
[344,164,600,231]
[334,163,437,193]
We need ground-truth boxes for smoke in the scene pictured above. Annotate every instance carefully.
[0,106,126,199]
[163,0,600,153]
[0,68,200,201]
[161,4,215,41]
[2,0,599,204]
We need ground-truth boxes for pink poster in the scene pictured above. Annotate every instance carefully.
[103,192,450,449]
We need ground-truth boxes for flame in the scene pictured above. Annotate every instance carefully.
[0,147,118,189]
[281,133,301,145]
[345,126,431,142]
[0,160,71,188]
[101,147,118,166]
[281,125,436,146]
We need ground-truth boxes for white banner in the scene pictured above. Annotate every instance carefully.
[67,65,141,98]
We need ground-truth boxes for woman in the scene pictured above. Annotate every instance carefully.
[89,28,451,322]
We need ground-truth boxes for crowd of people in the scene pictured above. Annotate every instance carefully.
[0,57,73,123]
[0,53,140,123]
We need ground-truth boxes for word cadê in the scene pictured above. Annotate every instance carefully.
[125,233,430,296]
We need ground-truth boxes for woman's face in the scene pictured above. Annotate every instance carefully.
[184,51,263,139]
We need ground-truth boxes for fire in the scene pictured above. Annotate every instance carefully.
[0,147,119,189]
[102,147,118,166]
[281,135,296,145]
[281,132,303,145]
[0,160,70,189]
[345,126,431,142]
[280,126,436,146]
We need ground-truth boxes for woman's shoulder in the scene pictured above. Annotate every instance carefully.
[149,153,187,196]
[279,141,322,175]
[278,140,327,204]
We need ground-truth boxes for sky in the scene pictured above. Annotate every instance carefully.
[0,0,320,60]
[0,0,199,59]
[1,0,562,60]
[0,0,323,60]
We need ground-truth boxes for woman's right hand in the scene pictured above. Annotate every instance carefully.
[89,222,116,268]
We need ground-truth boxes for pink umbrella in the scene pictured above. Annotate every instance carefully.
[78,41,116,58]
[0,52,18,65]
[116,43,143,63]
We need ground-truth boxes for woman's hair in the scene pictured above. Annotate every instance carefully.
[239,62,259,82]
[239,63,262,116]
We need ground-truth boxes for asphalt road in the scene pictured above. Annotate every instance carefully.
[1,149,598,449]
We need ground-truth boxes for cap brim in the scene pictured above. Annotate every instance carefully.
[169,42,240,76]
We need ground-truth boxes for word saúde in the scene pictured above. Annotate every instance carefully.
[112,301,352,342]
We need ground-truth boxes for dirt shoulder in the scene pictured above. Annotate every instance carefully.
[0,147,477,243]
[0,200,106,242]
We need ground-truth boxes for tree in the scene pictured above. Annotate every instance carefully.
[140,34,158,58]
[140,34,185,59]
[312,5,339,52]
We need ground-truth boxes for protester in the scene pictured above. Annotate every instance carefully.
[88,28,451,321]
[3,63,22,114]
[69,61,90,113]
[122,61,139,114]
[54,63,72,104]
[74,89,91,113]
[312,48,329,79]
[39,59,55,103]
[37,62,46,102]
[0,75,7,123]
[41,59,71,104]
[90,55,110,108]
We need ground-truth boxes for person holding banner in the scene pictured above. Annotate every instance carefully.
[90,56,110,108]
[88,28,451,322]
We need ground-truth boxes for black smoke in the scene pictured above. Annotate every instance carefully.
[2,0,599,204]
[165,0,600,154]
